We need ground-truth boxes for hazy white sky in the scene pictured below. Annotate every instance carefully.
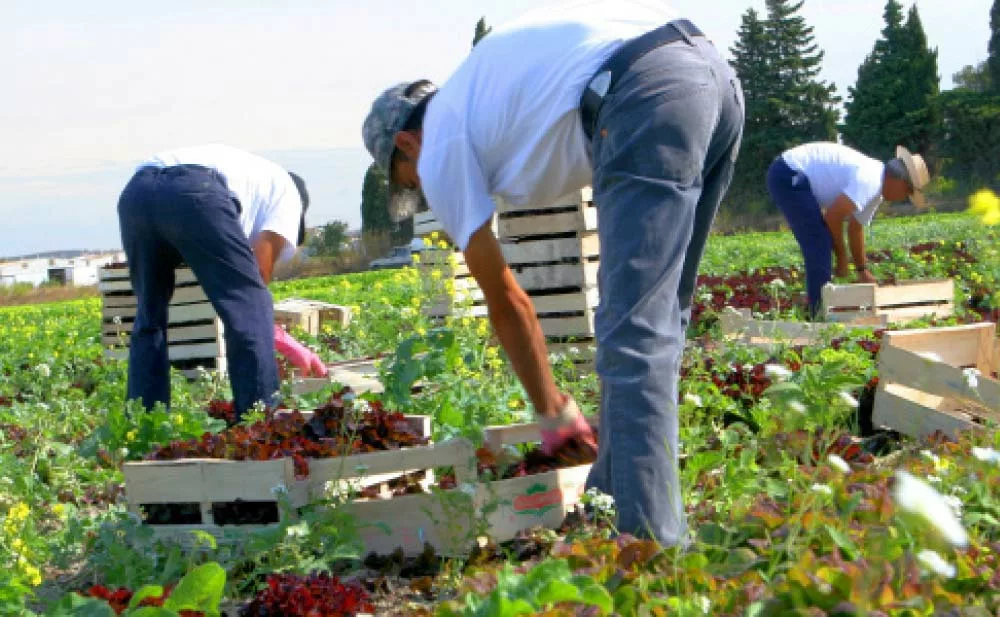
[0,0,992,255]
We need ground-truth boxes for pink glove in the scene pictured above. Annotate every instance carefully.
[274,325,329,378]
[539,394,597,458]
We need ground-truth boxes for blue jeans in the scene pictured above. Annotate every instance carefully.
[116,165,280,418]
[586,35,744,546]
[766,156,832,317]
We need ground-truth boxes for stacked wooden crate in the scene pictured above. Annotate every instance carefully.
[496,188,599,366]
[873,322,1000,440]
[99,265,226,374]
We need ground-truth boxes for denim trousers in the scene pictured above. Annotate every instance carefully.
[586,36,745,546]
[766,156,832,317]
[116,165,280,418]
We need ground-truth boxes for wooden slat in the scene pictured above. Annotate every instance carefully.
[306,439,476,499]
[880,303,954,324]
[538,315,594,338]
[512,261,599,292]
[822,283,877,311]
[101,286,213,308]
[124,458,298,506]
[878,345,1000,413]
[164,342,225,361]
[873,279,954,307]
[501,233,600,265]
[498,207,598,238]
[346,490,476,557]
[102,302,218,324]
[882,323,996,370]
[531,288,600,314]
[102,322,224,346]
[99,268,200,292]
[872,383,981,440]
[494,187,593,213]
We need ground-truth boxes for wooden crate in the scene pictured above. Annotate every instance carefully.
[122,416,460,548]
[873,322,1000,439]
[822,278,954,324]
[476,422,592,543]
[274,298,352,335]
[99,265,226,372]
[718,307,886,350]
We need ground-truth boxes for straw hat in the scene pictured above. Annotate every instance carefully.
[896,145,930,208]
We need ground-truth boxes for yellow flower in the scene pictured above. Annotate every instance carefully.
[126,430,138,442]
[171,414,184,426]
[411,254,421,264]
[416,326,427,337]
[51,504,65,517]
[437,240,450,250]
[18,560,42,587]
[11,538,26,554]
[476,320,490,337]
[7,503,29,524]
[429,231,440,242]
[969,189,1000,226]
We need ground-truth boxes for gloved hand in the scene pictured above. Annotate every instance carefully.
[539,394,597,461]
[274,325,329,378]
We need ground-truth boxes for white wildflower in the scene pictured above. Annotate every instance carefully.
[827,454,851,474]
[838,391,859,408]
[769,278,786,289]
[683,393,704,407]
[893,470,969,548]
[584,488,615,513]
[811,483,833,495]
[285,522,309,537]
[764,364,793,380]
[972,447,1000,465]
[917,549,956,579]
[35,364,51,378]
[962,367,981,391]
[789,401,806,414]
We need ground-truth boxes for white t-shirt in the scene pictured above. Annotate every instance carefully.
[139,144,303,262]
[781,142,886,226]
[418,0,678,250]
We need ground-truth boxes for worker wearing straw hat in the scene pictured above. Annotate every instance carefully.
[766,142,930,317]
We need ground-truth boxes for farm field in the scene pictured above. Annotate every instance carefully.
[1,211,999,616]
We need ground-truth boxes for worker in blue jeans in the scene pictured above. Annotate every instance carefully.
[362,2,743,546]
[116,144,322,420]
[766,142,930,318]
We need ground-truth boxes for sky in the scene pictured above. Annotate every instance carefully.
[0,0,992,257]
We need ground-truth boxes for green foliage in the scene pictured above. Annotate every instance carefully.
[472,17,492,48]
[726,0,839,212]
[990,0,1000,94]
[306,220,350,258]
[953,60,992,94]
[935,89,1000,187]
[842,1,940,161]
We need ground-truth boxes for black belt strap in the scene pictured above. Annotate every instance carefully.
[580,18,705,141]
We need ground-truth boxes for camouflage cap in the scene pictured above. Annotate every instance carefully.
[362,80,437,222]
[362,81,436,174]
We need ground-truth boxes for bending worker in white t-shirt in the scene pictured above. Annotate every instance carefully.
[116,144,325,421]
[767,142,930,317]
[362,1,744,546]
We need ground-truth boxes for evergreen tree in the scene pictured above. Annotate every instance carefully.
[763,0,840,146]
[360,163,389,236]
[842,1,939,160]
[725,1,838,209]
[727,8,771,203]
[473,17,492,48]
[990,0,1000,94]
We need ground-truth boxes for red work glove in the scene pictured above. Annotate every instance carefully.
[539,394,597,461]
[274,325,329,378]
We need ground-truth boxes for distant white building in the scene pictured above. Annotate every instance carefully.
[0,251,126,288]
